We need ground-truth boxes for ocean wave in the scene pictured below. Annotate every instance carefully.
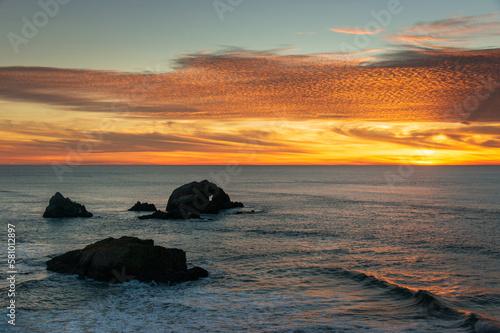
[325,266,500,333]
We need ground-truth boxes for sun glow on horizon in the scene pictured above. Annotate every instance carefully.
[0,98,498,166]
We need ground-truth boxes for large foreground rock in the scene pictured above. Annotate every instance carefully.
[43,192,93,218]
[46,236,208,284]
[165,180,243,218]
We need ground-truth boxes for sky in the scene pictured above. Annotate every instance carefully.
[0,0,499,165]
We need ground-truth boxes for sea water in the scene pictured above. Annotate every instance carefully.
[0,165,499,332]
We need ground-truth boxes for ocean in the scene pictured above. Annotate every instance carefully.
[0,165,499,332]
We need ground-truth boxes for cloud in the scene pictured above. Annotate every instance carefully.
[387,14,500,50]
[2,119,499,165]
[329,27,384,35]
[333,123,500,149]
[0,119,310,157]
[0,46,499,122]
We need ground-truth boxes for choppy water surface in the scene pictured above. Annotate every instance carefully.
[0,166,499,332]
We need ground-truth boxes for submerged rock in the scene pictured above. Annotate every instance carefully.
[46,236,208,284]
[234,210,255,215]
[138,210,200,220]
[43,192,93,218]
[128,201,157,211]
[165,180,243,218]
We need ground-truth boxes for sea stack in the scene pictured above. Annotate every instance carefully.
[43,192,93,218]
[138,180,243,220]
[166,180,243,215]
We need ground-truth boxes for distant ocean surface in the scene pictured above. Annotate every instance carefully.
[1,165,499,332]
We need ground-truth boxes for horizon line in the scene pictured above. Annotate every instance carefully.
[1,164,499,167]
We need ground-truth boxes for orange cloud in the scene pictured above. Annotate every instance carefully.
[0,116,498,165]
[1,42,499,165]
[0,48,499,123]
[333,123,500,150]
[329,27,384,35]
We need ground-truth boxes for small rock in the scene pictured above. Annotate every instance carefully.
[128,201,157,211]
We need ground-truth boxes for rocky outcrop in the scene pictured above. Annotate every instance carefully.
[46,236,208,284]
[128,201,157,211]
[43,192,93,218]
[165,180,243,219]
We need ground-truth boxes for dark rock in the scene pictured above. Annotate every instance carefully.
[138,210,200,220]
[128,201,157,211]
[166,180,243,218]
[46,236,208,284]
[43,192,93,218]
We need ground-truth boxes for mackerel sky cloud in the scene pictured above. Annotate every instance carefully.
[0,46,498,122]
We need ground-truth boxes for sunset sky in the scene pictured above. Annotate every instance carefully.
[0,0,499,165]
